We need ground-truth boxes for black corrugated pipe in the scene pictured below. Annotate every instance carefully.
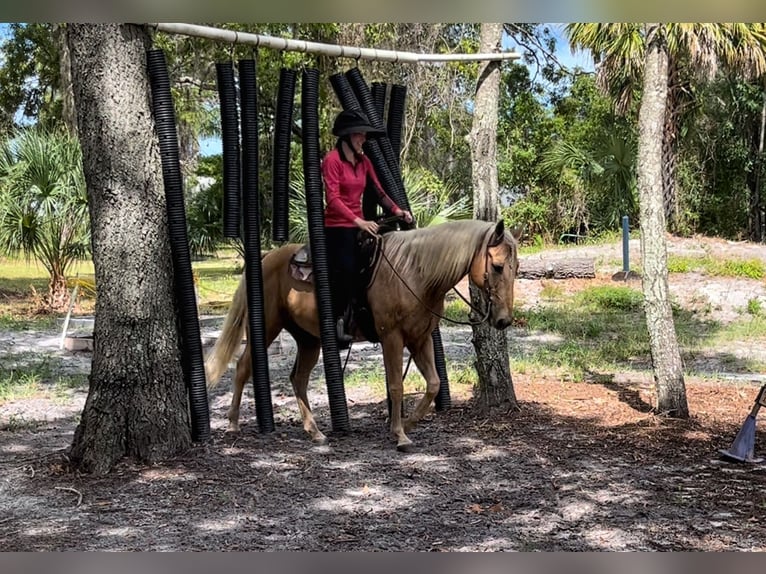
[362,181,381,221]
[302,68,350,433]
[215,61,241,239]
[344,68,413,225]
[329,72,360,110]
[238,59,275,434]
[371,82,387,124]
[431,327,451,411]
[146,49,210,443]
[387,84,406,164]
[272,68,296,243]
[367,82,388,221]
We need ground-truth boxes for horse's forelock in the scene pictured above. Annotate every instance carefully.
[381,220,496,293]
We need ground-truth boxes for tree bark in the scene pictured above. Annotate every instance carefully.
[752,87,766,242]
[637,24,689,418]
[469,23,517,413]
[662,58,680,231]
[54,24,77,137]
[67,24,192,474]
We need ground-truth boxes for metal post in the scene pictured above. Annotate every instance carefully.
[622,215,630,274]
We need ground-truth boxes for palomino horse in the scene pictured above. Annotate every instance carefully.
[205,219,520,451]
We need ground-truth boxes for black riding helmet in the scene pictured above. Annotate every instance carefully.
[332,109,382,137]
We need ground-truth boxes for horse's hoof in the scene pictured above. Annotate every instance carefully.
[225,425,241,434]
[312,435,328,446]
[396,441,414,453]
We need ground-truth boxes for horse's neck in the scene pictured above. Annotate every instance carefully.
[422,239,481,299]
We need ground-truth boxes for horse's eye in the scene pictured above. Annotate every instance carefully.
[492,263,504,274]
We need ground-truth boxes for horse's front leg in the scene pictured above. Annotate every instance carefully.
[404,335,440,433]
[381,332,412,452]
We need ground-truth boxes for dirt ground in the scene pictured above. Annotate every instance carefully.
[2,234,766,551]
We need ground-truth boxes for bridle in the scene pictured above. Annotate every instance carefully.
[376,226,500,327]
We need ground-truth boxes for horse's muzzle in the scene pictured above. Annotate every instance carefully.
[494,317,512,330]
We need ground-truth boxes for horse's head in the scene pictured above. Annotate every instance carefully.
[470,220,521,330]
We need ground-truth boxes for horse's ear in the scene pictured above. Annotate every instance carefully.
[489,220,505,246]
[510,224,524,241]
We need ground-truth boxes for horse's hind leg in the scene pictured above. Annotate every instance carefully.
[403,336,440,433]
[227,346,252,433]
[289,338,325,444]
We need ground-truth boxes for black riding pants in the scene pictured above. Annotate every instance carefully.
[324,226,359,320]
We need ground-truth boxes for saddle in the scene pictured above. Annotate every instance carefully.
[288,222,398,343]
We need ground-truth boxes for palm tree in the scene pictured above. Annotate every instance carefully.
[0,127,90,310]
[566,23,766,232]
[567,23,766,418]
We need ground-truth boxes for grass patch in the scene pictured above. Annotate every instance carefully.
[0,313,58,331]
[0,368,45,401]
[667,254,765,279]
[0,252,244,322]
[442,298,470,323]
[512,283,722,381]
[0,354,87,404]
[343,364,387,394]
[574,284,644,312]
[714,315,766,341]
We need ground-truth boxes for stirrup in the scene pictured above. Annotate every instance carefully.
[336,317,353,344]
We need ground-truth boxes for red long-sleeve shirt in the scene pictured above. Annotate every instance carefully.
[321,148,402,228]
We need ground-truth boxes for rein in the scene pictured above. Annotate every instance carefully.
[375,228,494,327]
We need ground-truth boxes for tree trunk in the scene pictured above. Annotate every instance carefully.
[518,258,595,279]
[637,24,689,418]
[752,87,766,242]
[67,24,192,474]
[54,24,78,137]
[469,23,517,413]
[662,58,680,232]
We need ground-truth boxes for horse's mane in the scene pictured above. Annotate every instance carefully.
[381,220,495,294]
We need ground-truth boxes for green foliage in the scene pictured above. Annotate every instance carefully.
[0,127,90,306]
[401,166,472,227]
[186,154,228,257]
[0,24,60,131]
[747,298,763,317]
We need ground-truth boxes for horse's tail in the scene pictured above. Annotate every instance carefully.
[205,273,248,388]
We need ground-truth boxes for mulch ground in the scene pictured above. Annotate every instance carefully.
[2,373,766,551]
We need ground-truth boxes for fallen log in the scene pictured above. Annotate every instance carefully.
[518,257,595,279]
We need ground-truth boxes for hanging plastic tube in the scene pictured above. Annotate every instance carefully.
[272,67,296,243]
[345,68,412,220]
[303,68,350,433]
[215,61,241,239]
[146,48,210,442]
[330,72,402,220]
[238,58,275,434]
[387,84,406,164]
[371,82,387,125]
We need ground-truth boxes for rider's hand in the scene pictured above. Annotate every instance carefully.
[354,218,379,235]
[399,210,414,225]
